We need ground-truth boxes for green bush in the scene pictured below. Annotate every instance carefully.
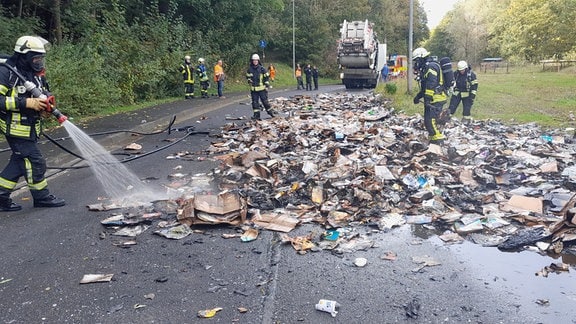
[384,82,398,95]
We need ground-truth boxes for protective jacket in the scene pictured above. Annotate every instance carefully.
[246,64,270,92]
[418,59,447,104]
[196,64,209,82]
[452,68,478,99]
[179,62,194,84]
[0,57,43,141]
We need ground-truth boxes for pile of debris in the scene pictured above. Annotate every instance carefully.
[95,92,576,265]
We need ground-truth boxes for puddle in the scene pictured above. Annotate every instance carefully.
[417,226,576,322]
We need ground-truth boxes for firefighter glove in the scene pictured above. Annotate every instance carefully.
[470,94,476,101]
[26,98,47,111]
[413,93,423,104]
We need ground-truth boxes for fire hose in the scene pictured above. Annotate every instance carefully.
[40,115,210,170]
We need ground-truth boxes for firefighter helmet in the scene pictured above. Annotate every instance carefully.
[184,55,191,60]
[14,36,47,54]
[457,60,468,71]
[412,47,430,59]
[251,54,260,61]
[198,58,205,63]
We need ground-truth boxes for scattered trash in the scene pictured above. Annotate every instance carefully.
[124,143,143,150]
[197,307,223,318]
[154,224,192,239]
[380,251,397,261]
[535,262,570,277]
[412,255,441,272]
[133,304,146,309]
[315,299,340,317]
[241,228,259,242]
[535,299,550,306]
[89,92,576,276]
[0,278,13,284]
[354,257,368,267]
[237,307,248,313]
[79,274,114,284]
[404,297,421,318]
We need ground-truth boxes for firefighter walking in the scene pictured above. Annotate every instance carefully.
[412,47,447,144]
[448,60,478,124]
[0,36,66,211]
[246,54,277,120]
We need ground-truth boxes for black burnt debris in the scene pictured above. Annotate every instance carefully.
[93,92,576,272]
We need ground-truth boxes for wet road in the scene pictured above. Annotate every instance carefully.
[0,86,574,323]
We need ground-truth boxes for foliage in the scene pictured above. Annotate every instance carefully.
[376,65,576,129]
[384,82,397,95]
[2,0,575,120]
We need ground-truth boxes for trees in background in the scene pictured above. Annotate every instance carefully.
[425,0,576,64]
[0,0,574,116]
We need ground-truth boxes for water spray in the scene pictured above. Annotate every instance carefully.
[0,62,68,124]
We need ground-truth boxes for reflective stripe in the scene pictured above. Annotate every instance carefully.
[6,97,16,110]
[0,84,8,94]
[28,178,47,191]
[0,177,17,190]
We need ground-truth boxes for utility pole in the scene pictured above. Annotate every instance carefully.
[408,0,414,93]
[292,0,296,79]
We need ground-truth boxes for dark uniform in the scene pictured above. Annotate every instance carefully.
[413,48,447,144]
[196,59,209,98]
[179,56,194,99]
[246,54,276,120]
[0,36,65,211]
[448,65,478,122]
[304,64,312,91]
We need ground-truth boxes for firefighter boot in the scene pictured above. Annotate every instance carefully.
[0,193,22,212]
[266,109,277,118]
[34,194,66,208]
[251,112,261,121]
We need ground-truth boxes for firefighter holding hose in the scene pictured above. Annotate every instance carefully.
[0,35,66,211]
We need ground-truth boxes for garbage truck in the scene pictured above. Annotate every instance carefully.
[337,20,387,89]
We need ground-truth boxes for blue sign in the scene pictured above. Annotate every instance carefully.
[259,40,267,48]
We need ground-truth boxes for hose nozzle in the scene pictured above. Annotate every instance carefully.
[51,108,68,124]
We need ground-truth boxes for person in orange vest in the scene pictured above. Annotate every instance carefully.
[295,64,304,90]
[268,64,276,88]
[213,59,225,98]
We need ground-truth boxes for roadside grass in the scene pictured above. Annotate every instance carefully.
[378,65,576,130]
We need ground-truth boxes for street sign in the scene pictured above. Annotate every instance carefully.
[259,40,267,48]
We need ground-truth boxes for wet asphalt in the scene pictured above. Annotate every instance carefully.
[0,85,573,323]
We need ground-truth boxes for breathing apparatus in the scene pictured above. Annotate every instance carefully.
[0,61,68,124]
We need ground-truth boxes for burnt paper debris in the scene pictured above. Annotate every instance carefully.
[89,92,576,273]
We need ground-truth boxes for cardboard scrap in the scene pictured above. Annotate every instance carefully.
[253,211,299,232]
[501,195,543,214]
[177,191,246,226]
[80,274,114,284]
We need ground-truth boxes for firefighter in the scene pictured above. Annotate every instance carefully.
[0,36,66,210]
[448,60,478,124]
[179,55,194,99]
[246,54,276,120]
[412,47,447,144]
[196,58,210,98]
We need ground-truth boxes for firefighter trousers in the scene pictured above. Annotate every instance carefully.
[0,136,50,201]
[423,101,446,141]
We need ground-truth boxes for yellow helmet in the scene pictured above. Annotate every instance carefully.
[14,36,47,54]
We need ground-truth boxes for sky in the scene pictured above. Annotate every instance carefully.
[419,0,460,29]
